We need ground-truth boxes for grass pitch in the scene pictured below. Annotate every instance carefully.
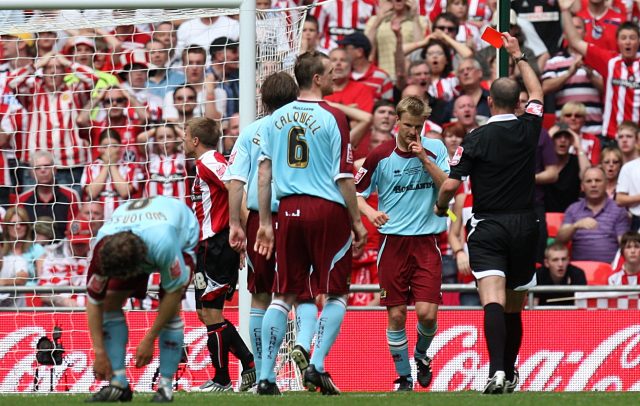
[0,391,637,405]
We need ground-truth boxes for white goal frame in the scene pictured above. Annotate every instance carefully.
[0,0,257,372]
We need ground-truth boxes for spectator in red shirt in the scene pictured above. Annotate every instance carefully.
[324,48,375,114]
[561,0,640,140]
[338,32,394,102]
[77,86,144,162]
[81,129,142,220]
[576,0,624,51]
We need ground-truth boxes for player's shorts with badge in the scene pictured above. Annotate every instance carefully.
[273,195,352,297]
[377,234,442,306]
[193,228,240,309]
[466,211,539,290]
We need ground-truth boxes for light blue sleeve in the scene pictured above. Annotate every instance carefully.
[223,126,252,183]
[259,115,273,160]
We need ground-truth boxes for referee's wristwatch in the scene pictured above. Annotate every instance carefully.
[513,52,528,64]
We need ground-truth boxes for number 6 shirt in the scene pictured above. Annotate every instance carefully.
[260,100,354,206]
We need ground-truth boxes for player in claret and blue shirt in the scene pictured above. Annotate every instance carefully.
[84,195,199,403]
[356,96,449,392]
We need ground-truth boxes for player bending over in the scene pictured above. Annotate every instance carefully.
[85,196,199,403]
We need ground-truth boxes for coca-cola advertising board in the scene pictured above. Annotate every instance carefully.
[0,310,639,392]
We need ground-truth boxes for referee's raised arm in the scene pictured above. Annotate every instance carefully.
[502,32,543,104]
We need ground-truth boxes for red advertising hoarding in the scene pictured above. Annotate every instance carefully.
[0,310,638,393]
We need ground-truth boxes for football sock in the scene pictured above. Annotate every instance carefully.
[223,319,255,370]
[504,312,523,381]
[310,296,347,373]
[415,322,437,360]
[103,310,128,387]
[158,316,184,380]
[249,308,266,375]
[206,321,230,385]
[484,302,506,376]
[387,328,411,378]
[295,301,318,351]
[260,300,291,382]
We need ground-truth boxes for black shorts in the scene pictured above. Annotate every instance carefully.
[194,229,240,309]
[466,211,539,290]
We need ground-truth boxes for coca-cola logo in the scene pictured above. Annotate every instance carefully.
[0,312,639,393]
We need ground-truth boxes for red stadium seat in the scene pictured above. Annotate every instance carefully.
[546,212,564,238]
[571,261,614,285]
[542,113,556,130]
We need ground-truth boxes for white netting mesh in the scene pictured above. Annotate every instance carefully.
[0,5,309,393]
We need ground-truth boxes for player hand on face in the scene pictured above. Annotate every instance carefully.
[255,224,274,260]
[408,132,430,163]
[135,335,155,368]
[93,351,113,381]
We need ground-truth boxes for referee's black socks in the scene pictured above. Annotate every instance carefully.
[483,303,506,376]
[504,312,523,382]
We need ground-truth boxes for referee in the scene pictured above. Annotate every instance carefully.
[434,32,543,394]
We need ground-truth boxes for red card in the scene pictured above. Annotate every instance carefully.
[481,26,504,49]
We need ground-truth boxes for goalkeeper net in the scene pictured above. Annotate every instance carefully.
[0,4,308,393]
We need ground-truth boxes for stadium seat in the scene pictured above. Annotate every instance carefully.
[571,261,614,285]
[542,113,557,130]
[546,212,564,238]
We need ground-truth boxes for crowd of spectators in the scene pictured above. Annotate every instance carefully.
[0,1,639,308]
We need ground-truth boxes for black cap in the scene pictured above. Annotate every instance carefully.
[552,123,574,138]
[337,32,372,57]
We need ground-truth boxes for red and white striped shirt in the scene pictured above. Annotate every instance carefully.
[428,74,459,102]
[352,63,394,101]
[580,270,639,309]
[313,0,375,51]
[89,112,143,162]
[145,152,189,202]
[81,158,143,220]
[5,63,97,167]
[191,150,230,241]
[584,45,640,138]
[0,101,21,187]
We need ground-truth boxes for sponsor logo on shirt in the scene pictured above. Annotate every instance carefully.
[612,78,640,90]
[354,167,367,184]
[393,181,435,193]
[450,146,464,166]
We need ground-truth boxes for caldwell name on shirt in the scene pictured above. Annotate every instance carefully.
[274,108,321,135]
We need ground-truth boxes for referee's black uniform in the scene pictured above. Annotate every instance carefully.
[449,100,543,289]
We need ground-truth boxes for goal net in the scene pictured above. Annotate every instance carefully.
[0,5,308,393]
